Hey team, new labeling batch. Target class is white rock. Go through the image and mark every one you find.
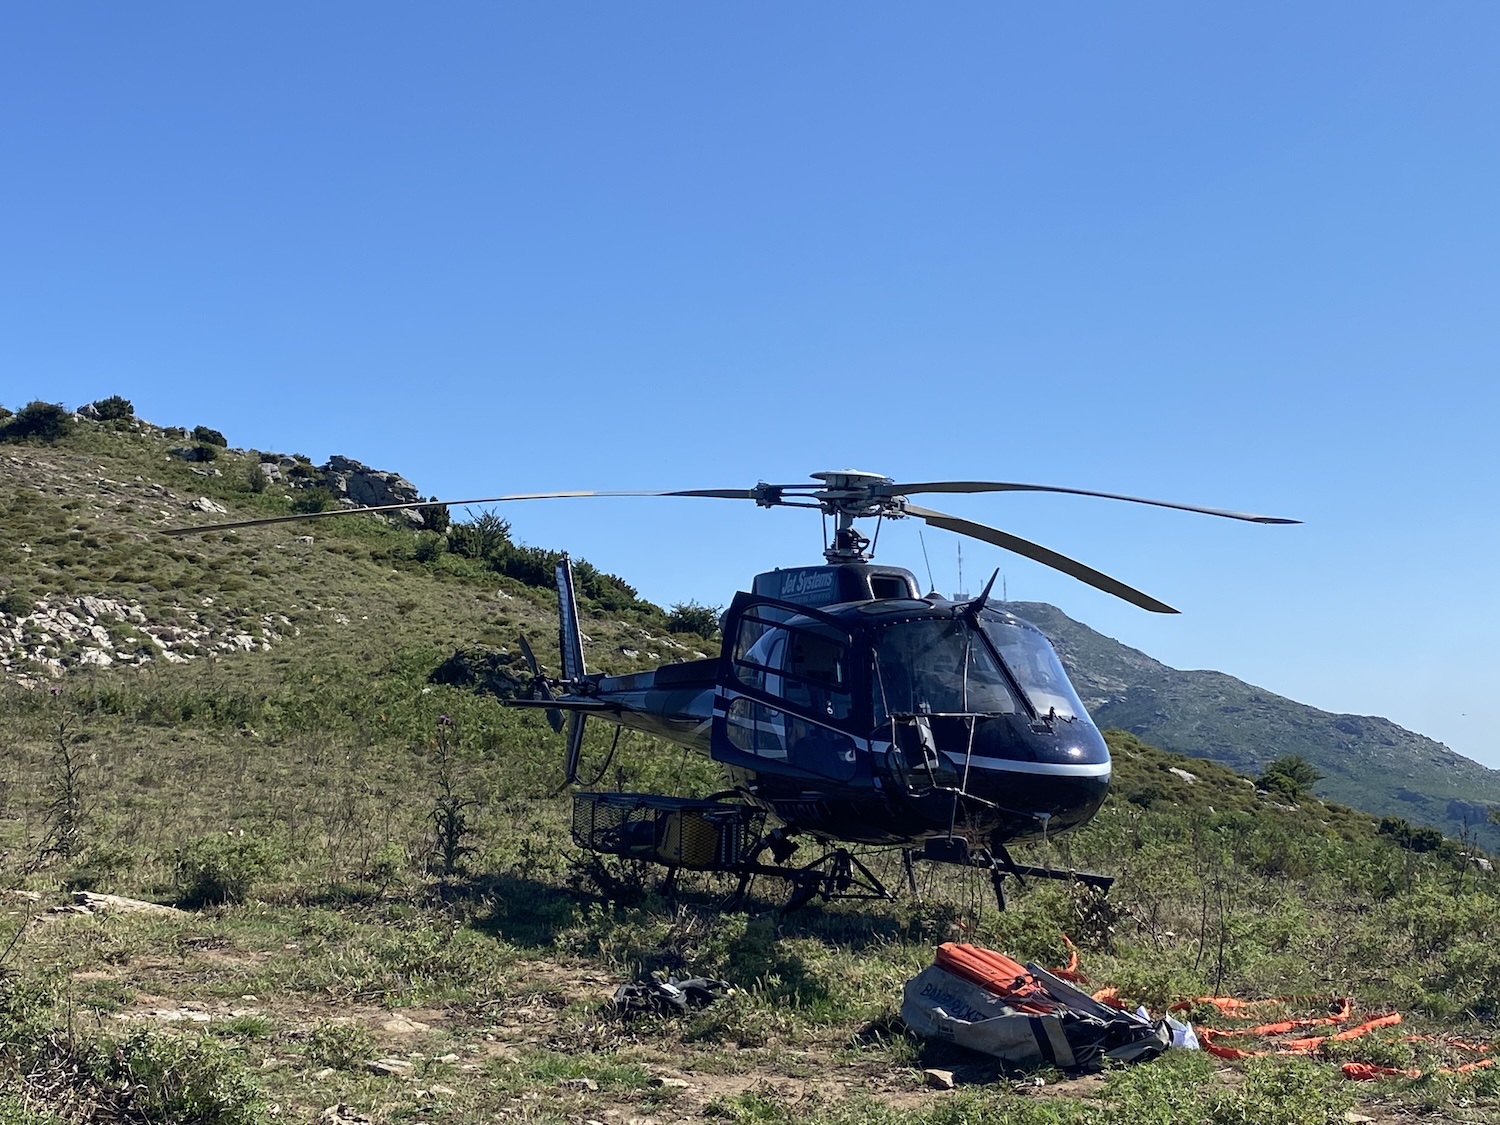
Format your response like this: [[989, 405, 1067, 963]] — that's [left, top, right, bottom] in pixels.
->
[[367, 1058, 414, 1078]]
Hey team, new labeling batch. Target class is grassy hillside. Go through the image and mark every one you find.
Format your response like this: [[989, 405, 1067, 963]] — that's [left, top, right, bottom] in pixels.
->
[[2, 404, 1500, 1124]]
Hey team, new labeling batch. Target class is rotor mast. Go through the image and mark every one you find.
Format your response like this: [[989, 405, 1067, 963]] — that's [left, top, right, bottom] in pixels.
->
[[810, 470, 901, 563]]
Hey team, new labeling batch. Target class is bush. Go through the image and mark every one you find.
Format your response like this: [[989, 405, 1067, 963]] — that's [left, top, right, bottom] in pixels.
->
[[244, 462, 267, 494], [1258, 755, 1323, 801], [290, 488, 336, 514], [193, 442, 220, 462], [0, 588, 32, 617], [0, 401, 72, 443], [88, 1027, 265, 1125], [90, 395, 134, 420], [172, 833, 281, 907], [667, 601, 722, 638], [192, 425, 228, 447], [306, 1020, 373, 1070], [448, 512, 511, 560], [420, 497, 450, 535]]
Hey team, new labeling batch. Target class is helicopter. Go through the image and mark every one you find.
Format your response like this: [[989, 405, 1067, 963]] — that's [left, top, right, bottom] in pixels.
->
[[171, 469, 1297, 909]]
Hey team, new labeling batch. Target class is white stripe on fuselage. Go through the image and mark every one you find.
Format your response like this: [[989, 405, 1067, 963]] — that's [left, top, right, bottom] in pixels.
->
[[870, 741, 1111, 779], [965, 756, 1111, 779]]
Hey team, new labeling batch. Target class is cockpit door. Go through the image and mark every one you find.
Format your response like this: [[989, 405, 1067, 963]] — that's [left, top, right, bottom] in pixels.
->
[[712, 593, 865, 782]]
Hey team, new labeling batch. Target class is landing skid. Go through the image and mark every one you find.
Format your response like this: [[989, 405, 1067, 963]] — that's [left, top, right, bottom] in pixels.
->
[[733, 844, 896, 912], [904, 836, 1113, 911], [568, 792, 1111, 913]]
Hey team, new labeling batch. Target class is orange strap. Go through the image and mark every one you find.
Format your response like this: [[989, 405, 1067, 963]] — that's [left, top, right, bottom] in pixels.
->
[[1049, 934, 1086, 982]]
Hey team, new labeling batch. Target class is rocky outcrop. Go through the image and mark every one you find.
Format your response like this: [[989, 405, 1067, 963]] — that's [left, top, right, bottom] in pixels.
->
[[320, 456, 425, 524], [262, 453, 430, 527], [0, 593, 293, 681]]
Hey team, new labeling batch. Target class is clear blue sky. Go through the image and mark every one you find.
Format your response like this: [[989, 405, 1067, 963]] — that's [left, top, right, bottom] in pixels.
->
[[3, 4, 1497, 766]]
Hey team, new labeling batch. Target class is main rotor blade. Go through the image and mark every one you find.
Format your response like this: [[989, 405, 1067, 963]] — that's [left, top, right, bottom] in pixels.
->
[[884, 481, 1299, 525], [903, 502, 1179, 614], [164, 487, 759, 535]]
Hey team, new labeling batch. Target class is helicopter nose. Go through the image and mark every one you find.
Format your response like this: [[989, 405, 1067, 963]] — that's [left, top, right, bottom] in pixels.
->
[[946, 715, 1112, 835]]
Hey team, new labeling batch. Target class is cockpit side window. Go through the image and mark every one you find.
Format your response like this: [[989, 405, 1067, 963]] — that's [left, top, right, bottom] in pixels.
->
[[732, 610, 852, 722]]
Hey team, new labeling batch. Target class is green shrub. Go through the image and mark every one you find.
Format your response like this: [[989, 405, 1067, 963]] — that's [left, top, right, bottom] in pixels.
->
[[172, 833, 281, 907], [0, 589, 32, 617], [413, 532, 445, 563], [290, 488, 336, 514], [667, 600, 722, 638], [192, 425, 228, 447], [0, 401, 72, 443], [448, 512, 511, 560], [420, 497, 450, 535], [306, 1019, 373, 1070], [88, 1027, 265, 1125], [193, 442, 220, 462], [1258, 755, 1323, 801], [90, 395, 134, 420]]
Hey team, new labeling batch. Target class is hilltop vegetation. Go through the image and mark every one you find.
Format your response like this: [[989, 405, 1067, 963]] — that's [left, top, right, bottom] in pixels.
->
[[2, 402, 1500, 1123]]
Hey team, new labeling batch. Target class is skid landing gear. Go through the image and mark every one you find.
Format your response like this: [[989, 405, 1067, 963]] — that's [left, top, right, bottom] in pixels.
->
[[781, 848, 894, 912], [903, 836, 1113, 911], [727, 830, 897, 912]]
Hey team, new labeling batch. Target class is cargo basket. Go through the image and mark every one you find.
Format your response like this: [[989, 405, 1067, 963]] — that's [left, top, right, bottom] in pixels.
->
[[572, 792, 766, 870]]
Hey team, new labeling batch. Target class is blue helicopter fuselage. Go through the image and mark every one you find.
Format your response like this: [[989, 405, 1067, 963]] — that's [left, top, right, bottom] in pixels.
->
[[574, 564, 1110, 851]]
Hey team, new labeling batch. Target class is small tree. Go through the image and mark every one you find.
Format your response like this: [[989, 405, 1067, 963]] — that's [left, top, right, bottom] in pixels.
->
[[667, 601, 722, 638], [419, 497, 451, 535], [1, 401, 73, 443], [192, 425, 228, 447], [448, 511, 510, 560], [1258, 754, 1323, 801], [90, 395, 134, 420]]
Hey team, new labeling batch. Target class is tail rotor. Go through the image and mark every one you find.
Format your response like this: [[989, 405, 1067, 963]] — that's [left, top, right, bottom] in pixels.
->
[[517, 634, 564, 734]]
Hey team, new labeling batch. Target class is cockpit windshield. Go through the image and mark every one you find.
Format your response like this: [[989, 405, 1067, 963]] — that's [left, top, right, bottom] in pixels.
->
[[870, 617, 1017, 723], [978, 610, 1086, 720]]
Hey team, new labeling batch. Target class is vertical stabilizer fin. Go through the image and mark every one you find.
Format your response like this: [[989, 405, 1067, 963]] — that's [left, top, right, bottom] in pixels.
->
[[556, 554, 586, 683], [563, 711, 588, 785]]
